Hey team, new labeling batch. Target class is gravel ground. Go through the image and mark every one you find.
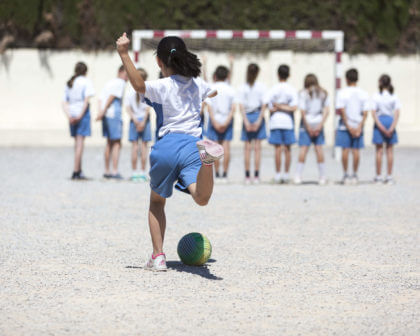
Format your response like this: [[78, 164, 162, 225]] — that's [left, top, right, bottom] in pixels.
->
[[0, 145, 419, 335]]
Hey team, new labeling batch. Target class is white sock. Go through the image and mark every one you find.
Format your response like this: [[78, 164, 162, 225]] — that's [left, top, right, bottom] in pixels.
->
[[140, 169, 146, 175], [296, 162, 304, 177], [283, 172, 290, 180], [275, 172, 282, 181], [318, 163, 325, 178]]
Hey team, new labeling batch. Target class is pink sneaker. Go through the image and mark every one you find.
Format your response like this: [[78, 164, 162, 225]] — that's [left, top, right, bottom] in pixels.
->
[[144, 253, 167, 271], [196, 139, 224, 166]]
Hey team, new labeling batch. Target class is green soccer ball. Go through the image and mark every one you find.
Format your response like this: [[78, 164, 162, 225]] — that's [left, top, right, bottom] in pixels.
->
[[177, 232, 212, 266]]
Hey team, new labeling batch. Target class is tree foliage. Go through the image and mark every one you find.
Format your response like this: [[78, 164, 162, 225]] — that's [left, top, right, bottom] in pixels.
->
[[0, 0, 418, 53]]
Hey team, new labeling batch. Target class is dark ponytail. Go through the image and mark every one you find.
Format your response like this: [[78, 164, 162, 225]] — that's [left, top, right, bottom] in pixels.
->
[[246, 63, 259, 86], [157, 36, 201, 78], [67, 62, 88, 88], [379, 74, 394, 94]]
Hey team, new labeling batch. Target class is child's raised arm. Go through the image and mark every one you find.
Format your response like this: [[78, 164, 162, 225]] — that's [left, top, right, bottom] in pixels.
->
[[116, 33, 146, 94]]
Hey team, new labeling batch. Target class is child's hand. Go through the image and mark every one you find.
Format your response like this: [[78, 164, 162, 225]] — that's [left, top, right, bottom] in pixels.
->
[[136, 121, 146, 132], [116, 32, 130, 55], [96, 111, 105, 121]]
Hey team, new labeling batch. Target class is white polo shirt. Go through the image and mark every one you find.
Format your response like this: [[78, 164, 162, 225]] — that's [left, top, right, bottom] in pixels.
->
[[101, 78, 126, 119], [236, 82, 266, 113], [298, 90, 330, 127], [144, 75, 212, 138], [372, 90, 401, 118], [264, 82, 298, 130], [206, 81, 235, 124], [336, 86, 369, 130], [63, 76, 95, 117]]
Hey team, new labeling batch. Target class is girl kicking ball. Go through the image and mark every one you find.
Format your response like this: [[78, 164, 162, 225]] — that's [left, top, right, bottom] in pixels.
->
[[116, 33, 223, 271]]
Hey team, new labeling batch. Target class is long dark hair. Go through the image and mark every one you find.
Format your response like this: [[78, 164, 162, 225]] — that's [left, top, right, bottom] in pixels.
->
[[246, 63, 259, 86], [304, 73, 327, 100], [67, 62, 87, 88], [156, 36, 201, 77], [379, 74, 394, 94]]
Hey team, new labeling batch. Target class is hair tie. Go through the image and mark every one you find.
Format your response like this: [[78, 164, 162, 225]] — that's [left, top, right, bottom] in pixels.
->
[[170, 48, 176, 54]]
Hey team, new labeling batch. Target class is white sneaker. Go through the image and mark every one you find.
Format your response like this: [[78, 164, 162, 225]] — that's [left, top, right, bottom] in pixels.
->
[[385, 176, 395, 185], [294, 175, 302, 185], [373, 176, 383, 184], [144, 253, 167, 271], [318, 177, 327, 185], [196, 140, 224, 166], [273, 176, 282, 184], [342, 174, 350, 185], [220, 177, 229, 184], [253, 177, 260, 185], [351, 174, 359, 185]]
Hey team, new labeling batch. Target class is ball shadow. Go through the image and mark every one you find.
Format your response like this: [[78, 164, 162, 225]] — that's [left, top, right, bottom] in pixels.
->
[[166, 259, 223, 280]]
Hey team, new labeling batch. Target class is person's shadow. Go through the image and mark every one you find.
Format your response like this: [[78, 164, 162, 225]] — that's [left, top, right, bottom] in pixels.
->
[[126, 259, 222, 280]]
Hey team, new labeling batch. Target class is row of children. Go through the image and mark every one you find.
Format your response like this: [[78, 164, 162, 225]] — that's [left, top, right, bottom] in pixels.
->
[[62, 61, 401, 185]]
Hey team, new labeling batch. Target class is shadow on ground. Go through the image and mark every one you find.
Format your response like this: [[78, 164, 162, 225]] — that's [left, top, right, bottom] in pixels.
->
[[126, 259, 222, 280]]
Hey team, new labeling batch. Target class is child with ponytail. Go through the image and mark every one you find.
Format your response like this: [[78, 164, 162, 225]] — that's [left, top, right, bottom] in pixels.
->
[[116, 33, 223, 271], [62, 62, 95, 179], [371, 74, 401, 184]]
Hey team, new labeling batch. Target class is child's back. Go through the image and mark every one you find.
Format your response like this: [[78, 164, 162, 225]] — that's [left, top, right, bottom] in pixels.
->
[[206, 81, 235, 124], [337, 86, 369, 129], [144, 75, 212, 138], [372, 90, 400, 117], [101, 77, 126, 119], [266, 81, 298, 129], [65, 76, 94, 117]]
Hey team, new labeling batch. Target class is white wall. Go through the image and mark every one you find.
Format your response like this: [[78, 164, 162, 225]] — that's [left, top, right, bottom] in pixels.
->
[[0, 49, 419, 146]]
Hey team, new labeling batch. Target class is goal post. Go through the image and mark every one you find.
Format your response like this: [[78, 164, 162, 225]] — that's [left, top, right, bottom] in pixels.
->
[[131, 29, 344, 152]]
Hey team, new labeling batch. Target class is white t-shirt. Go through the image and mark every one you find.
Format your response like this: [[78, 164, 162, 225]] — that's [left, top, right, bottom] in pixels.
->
[[236, 82, 266, 113], [206, 81, 235, 124], [298, 89, 329, 127], [264, 82, 298, 130], [144, 75, 212, 138], [125, 88, 149, 120], [101, 78, 126, 119], [336, 86, 369, 130], [63, 76, 95, 117], [372, 90, 401, 118]]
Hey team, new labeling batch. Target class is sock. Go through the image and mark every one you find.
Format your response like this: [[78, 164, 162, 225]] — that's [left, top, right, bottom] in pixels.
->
[[245, 170, 250, 178], [318, 163, 325, 177], [222, 171, 227, 178], [275, 172, 282, 181], [254, 170, 259, 178], [215, 171, 220, 178], [140, 169, 146, 176], [296, 162, 304, 176], [283, 172, 290, 180]]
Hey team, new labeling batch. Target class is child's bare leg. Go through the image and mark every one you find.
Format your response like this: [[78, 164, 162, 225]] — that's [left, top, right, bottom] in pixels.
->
[[298, 146, 309, 163], [275, 145, 281, 173], [314, 145, 324, 163], [148, 190, 166, 255], [187, 165, 214, 206], [222, 140, 230, 174], [342, 148, 349, 173], [131, 141, 138, 171], [244, 141, 251, 172], [140, 141, 148, 171], [386, 144, 393, 176], [255, 140, 261, 172], [375, 144, 383, 176], [74, 135, 84, 172], [352, 148, 360, 174], [104, 139, 111, 174], [284, 145, 291, 173], [111, 140, 121, 174]]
